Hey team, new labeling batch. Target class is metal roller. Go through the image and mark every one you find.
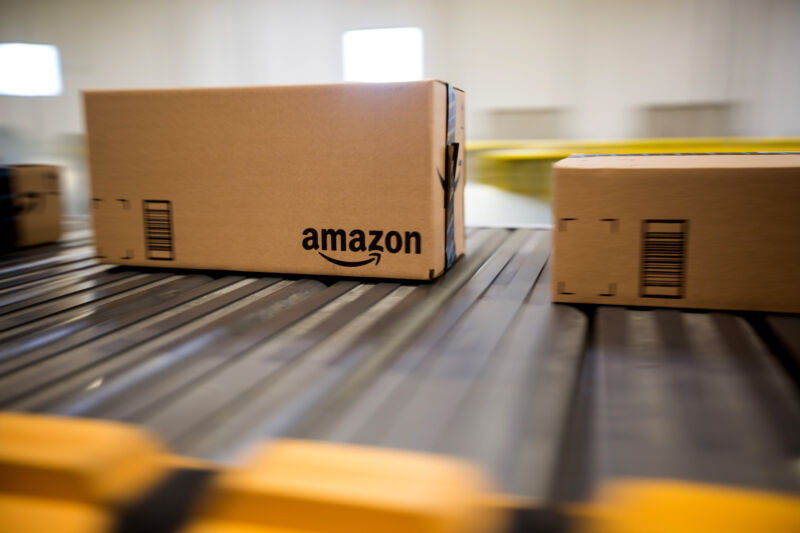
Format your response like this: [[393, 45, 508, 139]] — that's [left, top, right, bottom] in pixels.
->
[[176, 228, 510, 460], [5, 277, 274, 410], [562, 307, 800, 501], [0, 226, 798, 511]]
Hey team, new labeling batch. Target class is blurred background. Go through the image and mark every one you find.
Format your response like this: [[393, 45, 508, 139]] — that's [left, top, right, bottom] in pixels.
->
[[1, 0, 799, 225]]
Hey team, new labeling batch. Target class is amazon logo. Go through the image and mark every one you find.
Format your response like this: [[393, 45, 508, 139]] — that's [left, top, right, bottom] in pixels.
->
[[302, 228, 421, 267]]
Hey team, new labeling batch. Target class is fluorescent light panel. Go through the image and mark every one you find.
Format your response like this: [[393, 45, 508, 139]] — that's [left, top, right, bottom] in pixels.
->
[[0, 43, 63, 96], [342, 27, 423, 83]]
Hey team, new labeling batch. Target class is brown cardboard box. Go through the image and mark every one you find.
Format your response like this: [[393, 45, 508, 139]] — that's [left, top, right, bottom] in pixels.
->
[[552, 153, 800, 313], [84, 81, 465, 280], [1, 165, 62, 250]]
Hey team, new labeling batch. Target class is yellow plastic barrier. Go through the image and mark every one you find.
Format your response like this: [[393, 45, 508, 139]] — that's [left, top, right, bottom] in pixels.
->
[[583, 479, 800, 533], [468, 137, 800, 199], [184, 440, 502, 533], [1, 413, 799, 533], [0, 413, 167, 533], [466, 137, 800, 154], [474, 149, 569, 197]]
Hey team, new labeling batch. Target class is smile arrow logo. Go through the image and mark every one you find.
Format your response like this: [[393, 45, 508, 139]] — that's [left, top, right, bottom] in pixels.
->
[[318, 251, 382, 267]]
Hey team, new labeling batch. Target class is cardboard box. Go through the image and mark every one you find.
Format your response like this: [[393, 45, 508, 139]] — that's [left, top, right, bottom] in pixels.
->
[[84, 81, 465, 280], [552, 153, 800, 313], [1, 165, 62, 251]]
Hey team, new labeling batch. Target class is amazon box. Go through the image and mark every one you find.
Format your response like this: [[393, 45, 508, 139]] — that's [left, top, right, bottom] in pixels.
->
[[1, 165, 62, 251], [84, 81, 465, 280], [552, 153, 800, 313]]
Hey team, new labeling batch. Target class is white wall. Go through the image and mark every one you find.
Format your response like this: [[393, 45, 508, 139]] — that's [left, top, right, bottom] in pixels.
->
[[1, 0, 798, 142], [451, 0, 800, 138]]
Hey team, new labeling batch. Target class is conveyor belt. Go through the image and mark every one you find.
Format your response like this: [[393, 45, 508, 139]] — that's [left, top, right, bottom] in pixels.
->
[[1, 227, 799, 505]]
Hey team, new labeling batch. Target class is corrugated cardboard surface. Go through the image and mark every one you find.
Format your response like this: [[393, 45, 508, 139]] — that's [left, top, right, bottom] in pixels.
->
[[1, 165, 62, 248], [84, 81, 464, 280], [552, 153, 800, 313]]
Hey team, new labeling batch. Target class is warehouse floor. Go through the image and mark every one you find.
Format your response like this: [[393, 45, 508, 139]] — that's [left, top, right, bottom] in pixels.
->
[[1, 226, 798, 504]]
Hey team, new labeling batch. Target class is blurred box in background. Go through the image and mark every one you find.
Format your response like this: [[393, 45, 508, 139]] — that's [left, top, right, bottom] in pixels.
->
[[1, 165, 62, 251]]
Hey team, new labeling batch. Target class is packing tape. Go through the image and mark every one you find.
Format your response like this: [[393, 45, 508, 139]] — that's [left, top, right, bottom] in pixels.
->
[[444, 83, 460, 270]]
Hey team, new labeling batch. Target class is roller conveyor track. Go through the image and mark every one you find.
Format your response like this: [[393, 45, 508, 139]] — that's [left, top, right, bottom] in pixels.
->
[[1, 227, 798, 504]]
